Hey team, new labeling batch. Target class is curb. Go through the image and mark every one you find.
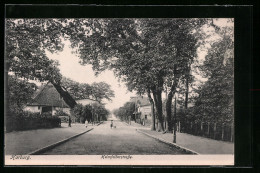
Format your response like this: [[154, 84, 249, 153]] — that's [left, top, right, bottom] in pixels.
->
[[27, 128, 94, 155], [123, 122, 131, 126], [123, 121, 151, 130], [136, 129, 200, 155]]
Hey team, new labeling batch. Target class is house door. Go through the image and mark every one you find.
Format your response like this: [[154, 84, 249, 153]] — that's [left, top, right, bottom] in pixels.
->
[[42, 106, 52, 114]]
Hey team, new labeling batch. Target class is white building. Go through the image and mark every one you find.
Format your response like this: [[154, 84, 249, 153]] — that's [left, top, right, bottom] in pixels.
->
[[130, 96, 152, 124]]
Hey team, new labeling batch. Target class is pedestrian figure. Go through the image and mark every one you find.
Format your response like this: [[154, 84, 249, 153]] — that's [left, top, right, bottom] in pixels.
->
[[68, 116, 72, 127], [85, 119, 88, 128], [110, 120, 113, 129]]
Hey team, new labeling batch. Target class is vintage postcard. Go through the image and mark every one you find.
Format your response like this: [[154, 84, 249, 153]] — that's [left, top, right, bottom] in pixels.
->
[[5, 18, 234, 166]]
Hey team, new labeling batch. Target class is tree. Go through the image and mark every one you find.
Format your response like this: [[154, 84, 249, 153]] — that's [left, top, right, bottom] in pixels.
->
[[6, 19, 64, 83], [61, 77, 93, 100], [196, 43, 233, 123], [63, 18, 206, 132], [91, 82, 115, 103], [193, 19, 234, 124], [8, 75, 37, 113], [113, 101, 137, 123], [71, 104, 84, 123], [61, 77, 115, 103], [70, 103, 109, 123], [83, 104, 93, 122], [91, 103, 109, 122], [5, 19, 77, 116], [123, 102, 135, 120]]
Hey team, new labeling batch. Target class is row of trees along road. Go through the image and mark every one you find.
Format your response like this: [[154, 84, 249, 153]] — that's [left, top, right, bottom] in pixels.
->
[[113, 102, 135, 121], [6, 19, 234, 133], [71, 103, 110, 123]]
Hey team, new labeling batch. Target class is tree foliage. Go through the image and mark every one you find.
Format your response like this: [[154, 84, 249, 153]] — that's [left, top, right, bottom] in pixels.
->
[[114, 102, 135, 121], [91, 103, 110, 121], [6, 19, 64, 83], [193, 24, 234, 124], [61, 77, 92, 100], [70, 103, 109, 123], [8, 75, 37, 113], [63, 18, 206, 131], [6, 18, 234, 129], [91, 82, 115, 103], [61, 77, 114, 103], [5, 19, 71, 115]]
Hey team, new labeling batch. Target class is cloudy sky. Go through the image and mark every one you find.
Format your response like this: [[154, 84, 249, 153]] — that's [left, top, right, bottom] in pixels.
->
[[46, 18, 233, 112]]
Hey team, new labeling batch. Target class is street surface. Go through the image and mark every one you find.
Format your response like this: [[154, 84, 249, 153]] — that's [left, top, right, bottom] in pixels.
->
[[42, 120, 188, 155], [5, 123, 88, 155]]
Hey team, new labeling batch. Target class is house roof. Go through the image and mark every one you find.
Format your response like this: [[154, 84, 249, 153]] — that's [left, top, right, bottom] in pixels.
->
[[28, 82, 71, 108]]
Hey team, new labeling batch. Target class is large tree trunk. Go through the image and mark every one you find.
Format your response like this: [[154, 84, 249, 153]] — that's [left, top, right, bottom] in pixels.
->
[[165, 65, 179, 132], [173, 96, 177, 143], [185, 75, 189, 109], [147, 90, 155, 131], [152, 89, 164, 132], [52, 82, 77, 108], [165, 92, 174, 132]]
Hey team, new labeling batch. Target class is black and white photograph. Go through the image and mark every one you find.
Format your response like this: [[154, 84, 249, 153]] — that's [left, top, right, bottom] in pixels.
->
[[4, 18, 234, 165]]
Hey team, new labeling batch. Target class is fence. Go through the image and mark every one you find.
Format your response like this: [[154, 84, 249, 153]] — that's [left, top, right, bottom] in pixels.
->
[[177, 121, 234, 142]]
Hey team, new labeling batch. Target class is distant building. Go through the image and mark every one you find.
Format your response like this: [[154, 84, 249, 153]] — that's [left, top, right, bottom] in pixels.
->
[[130, 96, 152, 125], [24, 82, 74, 115]]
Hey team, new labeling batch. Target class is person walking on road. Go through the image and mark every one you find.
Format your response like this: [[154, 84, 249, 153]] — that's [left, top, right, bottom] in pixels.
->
[[110, 120, 113, 129], [68, 116, 72, 127], [85, 119, 88, 128]]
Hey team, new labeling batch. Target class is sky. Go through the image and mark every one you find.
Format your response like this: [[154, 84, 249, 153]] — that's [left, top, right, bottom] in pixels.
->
[[46, 41, 136, 112], [45, 18, 233, 112]]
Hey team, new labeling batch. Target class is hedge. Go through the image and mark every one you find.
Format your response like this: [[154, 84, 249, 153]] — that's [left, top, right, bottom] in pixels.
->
[[6, 111, 61, 132]]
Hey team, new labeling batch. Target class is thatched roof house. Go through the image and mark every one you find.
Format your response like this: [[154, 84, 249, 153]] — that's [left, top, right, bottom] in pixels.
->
[[24, 82, 76, 115]]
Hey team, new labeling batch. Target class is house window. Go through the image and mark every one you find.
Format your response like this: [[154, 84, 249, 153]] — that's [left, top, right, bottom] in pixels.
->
[[145, 115, 147, 119], [38, 106, 40, 110]]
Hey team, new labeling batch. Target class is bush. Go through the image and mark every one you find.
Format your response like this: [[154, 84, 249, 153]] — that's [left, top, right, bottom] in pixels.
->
[[59, 116, 69, 123], [70, 104, 84, 123], [55, 109, 69, 117], [41, 112, 53, 117], [70, 103, 109, 123], [6, 111, 61, 132]]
